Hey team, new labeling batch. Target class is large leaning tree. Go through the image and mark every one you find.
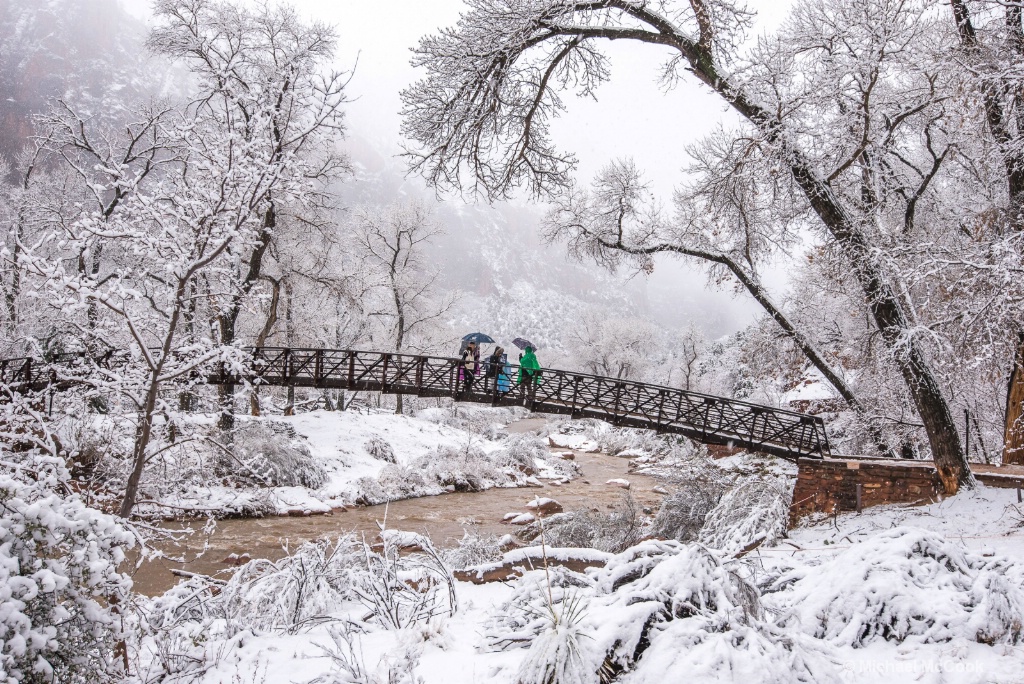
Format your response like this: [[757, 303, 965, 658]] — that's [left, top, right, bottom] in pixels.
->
[[401, 0, 989, 493], [948, 0, 1024, 465]]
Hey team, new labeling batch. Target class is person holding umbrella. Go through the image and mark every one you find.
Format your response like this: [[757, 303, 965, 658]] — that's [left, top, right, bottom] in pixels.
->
[[460, 341, 480, 392], [459, 333, 492, 394], [517, 345, 542, 387]]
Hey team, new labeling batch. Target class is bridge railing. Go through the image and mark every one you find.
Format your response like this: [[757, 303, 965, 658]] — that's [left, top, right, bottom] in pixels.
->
[[0, 346, 830, 460], [231, 347, 830, 460]]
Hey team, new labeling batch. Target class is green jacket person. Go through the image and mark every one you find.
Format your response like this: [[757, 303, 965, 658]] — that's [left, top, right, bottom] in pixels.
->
[[517, 347, 541, 385]]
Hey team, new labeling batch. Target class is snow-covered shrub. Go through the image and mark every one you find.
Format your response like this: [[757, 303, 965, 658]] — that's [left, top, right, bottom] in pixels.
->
[[415, 405, 520, 439], [650, 462, 731, 542], [488, 539, 840, 683], [589, 426, 664, 457], [496, 433, 546, 475], [772, 527, 1024, 646], [515, 593, 605, 684], [0, 456, 134, 684], [364, 435, 397, 463], [62, 416, 125, 484], [308, 620, 426, 684], [350, 531, 457, 630], [698, 476, 791, 554], [413, 444, 504, 491], [484, 566, 594, 653], [441, 530, 506, 569], [586, 541, 839, 683], [618, 620, 839, 684], [215, 536, 361, 634], [224, 421, 327, 489], [531, 495, 644, 553], [361, 445, 516, 504]]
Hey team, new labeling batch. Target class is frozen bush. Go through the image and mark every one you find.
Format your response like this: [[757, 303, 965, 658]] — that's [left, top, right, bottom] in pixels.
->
[[415, 405, 521, 439], [215, 536, 361, 634], [441, 529, 506, 570], [698, 476, 791, 554], [308, 621, 424, 684], [0, 456, 134, 684], [223, 421, 327, 489], [772, 527, 1024, 646], [514, 594, 604, 684], [350, 531, 457, 630], [586, 541, 837, 683], [650, 461, 731, 543], [618, 621, 840, 684], [590, 426, 662, 457], [419, 445, 505, 492], [484, 566, 594, 653], [487, 540, 839, 684], [360, 444, 519, 504], [496, 434, 546, 475], [531, 494, 644, 553], [364, 436, 397, 463]]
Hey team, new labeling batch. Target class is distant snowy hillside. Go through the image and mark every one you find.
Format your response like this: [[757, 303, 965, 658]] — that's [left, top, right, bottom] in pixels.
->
[[338, 137, 652, 356], [0, 0, 167, 165]]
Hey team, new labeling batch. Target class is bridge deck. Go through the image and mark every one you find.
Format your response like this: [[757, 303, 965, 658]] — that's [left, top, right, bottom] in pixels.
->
[[0, 347, 831, 460]]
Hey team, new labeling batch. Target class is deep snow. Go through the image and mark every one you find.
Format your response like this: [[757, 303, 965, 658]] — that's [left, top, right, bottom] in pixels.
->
[[127, 411, 1024, 683]]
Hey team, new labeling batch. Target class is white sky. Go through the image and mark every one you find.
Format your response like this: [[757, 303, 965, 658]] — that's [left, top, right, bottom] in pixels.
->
[[122, 0, 797, 334]]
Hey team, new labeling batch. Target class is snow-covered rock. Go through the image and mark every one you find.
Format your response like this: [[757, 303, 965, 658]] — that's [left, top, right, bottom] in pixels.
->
[[526, 497, 564, 516]]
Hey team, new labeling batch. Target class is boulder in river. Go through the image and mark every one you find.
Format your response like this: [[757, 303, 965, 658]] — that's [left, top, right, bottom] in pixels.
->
[[526, 497, 564, 516], [606, 478, 631, 489], [506, 513, 535, 525], [221, 553, 251, 566]]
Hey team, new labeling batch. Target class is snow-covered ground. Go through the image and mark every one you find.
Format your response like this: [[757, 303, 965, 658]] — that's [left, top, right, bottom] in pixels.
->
[[143, 407, 559, 517], [130, 467, 1024, 683]]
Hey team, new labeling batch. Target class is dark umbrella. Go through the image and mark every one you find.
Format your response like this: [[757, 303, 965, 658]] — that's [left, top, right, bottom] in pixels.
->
[[512, 337, 539, 351], [462, 332, 495, 344]]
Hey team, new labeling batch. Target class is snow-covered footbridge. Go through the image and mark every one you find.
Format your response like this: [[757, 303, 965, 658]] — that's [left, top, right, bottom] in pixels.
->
[[0, 347, 831, 460]]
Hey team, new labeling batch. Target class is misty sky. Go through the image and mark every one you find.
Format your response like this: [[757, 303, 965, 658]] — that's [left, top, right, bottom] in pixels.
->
[[123, 0, 796, 335]]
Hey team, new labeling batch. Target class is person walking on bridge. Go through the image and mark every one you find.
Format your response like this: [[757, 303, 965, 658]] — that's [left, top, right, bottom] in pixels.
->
[[460, 342, 479, 392], [517, 346, 541, 386]]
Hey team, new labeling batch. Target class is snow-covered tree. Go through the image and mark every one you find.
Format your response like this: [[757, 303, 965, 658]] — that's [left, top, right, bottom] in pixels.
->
[[350, 202, 456, 413], [148, 0, 350, 428], [9, 0, 350, 517], [400, 0, 1024, 490]]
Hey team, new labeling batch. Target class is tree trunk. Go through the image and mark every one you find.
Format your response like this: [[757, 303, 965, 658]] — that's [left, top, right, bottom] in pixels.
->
[[1004, 333, 1024, 465], [950, 1, 1024, 470], [283, 279, 295, 417], [120, 376, 160, 517], [218, 203, 277, 430], [391, 276, 406, 415], [120, 277, 188, 517], [249, 276, 280, 419]]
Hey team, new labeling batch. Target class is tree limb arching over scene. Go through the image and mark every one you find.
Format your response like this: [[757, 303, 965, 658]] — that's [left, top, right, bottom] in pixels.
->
[[400, 0, 1024, 493]]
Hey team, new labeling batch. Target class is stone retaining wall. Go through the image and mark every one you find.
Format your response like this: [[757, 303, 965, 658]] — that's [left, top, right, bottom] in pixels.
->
[[789, 457, 943, 525]]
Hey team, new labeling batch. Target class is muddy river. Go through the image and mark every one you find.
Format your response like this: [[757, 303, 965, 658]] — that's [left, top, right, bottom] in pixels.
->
[[130, 419, 665, 595]]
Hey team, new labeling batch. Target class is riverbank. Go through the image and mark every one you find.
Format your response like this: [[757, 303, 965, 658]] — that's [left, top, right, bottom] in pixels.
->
[[133, 406, 566, 519], [129, 416, 669, 595]]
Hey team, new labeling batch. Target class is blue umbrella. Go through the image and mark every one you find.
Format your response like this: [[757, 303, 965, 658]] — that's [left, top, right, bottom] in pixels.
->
[[462, 332, 495, 344]]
